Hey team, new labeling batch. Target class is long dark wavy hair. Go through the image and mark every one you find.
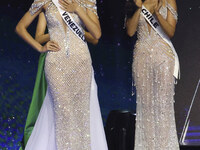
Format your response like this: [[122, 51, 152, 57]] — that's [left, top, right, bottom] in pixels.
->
[[124, 0, 137, 18], [123, 0, 145, 28], [123, 0, 138, 28]]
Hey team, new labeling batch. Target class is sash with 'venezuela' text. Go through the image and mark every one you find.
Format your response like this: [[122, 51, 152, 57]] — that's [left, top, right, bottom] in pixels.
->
[[52, 0, 86, 42]]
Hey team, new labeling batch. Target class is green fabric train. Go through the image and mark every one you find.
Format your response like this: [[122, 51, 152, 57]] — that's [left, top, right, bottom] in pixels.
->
[[19, 53, 47, 150]]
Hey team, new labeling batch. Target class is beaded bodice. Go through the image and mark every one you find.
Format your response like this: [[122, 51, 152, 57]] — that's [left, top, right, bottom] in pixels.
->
[[137, 2, 178, 42], [45, 1, 85, 56], [135, 2, 178, 59], [29, 0, 97, 56]]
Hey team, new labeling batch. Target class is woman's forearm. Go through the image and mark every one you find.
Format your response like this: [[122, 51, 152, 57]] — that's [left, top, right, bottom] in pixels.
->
[[155, 11, 175, 38], [35, 33, 50, 44], [126, 8, 142, 37], [85, 31, 98, 45], [75, 6, 101, 40], [16, 22, 42, 52]]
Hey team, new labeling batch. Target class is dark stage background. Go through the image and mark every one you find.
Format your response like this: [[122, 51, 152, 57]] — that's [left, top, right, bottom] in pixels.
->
[[0, 0, 200, 149]]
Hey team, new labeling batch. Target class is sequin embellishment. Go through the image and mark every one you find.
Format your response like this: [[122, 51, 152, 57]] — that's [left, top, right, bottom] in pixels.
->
[[29, 0, 96, 149], [133, 1, 179, 150]]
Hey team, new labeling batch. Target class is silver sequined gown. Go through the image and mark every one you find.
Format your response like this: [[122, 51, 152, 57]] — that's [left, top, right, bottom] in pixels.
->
[[25, 0, 108, 150], [133, 3, 180, 150]]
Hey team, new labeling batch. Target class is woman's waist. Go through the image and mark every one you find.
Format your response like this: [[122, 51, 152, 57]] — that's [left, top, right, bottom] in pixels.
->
[[46, 37, 90, 57], [46, 49, 92, 66], [49, 36, 88, 51], [47, 46, 90, 57], [134, 39, 175, 59], [135, 36, 172, 49], [137, 33, 163, 42]]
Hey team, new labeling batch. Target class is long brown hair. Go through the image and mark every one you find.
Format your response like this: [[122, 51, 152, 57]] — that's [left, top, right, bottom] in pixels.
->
[[124, 0, 137, 18], [123, 0, 138, 28]]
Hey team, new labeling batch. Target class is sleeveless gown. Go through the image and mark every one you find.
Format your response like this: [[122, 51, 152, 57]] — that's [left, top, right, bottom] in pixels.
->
[[24, 0, 108, 150], [133, 2, 180, 150]]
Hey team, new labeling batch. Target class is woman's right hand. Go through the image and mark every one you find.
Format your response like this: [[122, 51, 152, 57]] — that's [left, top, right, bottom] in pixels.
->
[[143, 0, 158, 13], [134, 0, 143, 8], [40, 41, 61, 53]]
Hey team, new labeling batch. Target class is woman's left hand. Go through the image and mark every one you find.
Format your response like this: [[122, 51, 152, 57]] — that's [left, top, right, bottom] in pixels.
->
[[155, 0, 163, 13], [59, 0, 79, 13]]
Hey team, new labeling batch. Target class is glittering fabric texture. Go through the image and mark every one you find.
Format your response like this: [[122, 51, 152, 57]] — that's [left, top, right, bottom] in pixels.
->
[[167, 3, 178, 20], [133, 2, 180, 150], [77, 0, 98, 16], [29, 0, 50, 15], [29, 0, 97, 149]]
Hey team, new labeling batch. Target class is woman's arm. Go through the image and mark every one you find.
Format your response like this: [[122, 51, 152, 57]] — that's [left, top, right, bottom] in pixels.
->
[[154, 0, 177, 38], [59, 0, 101, 40], [16, 10, 45, 52], [85, 31, 98, 45], [126, 0, 143, 37], [15, 6, 60, 53], [126, 8, 142, 37], [35, 12, 50, 44]]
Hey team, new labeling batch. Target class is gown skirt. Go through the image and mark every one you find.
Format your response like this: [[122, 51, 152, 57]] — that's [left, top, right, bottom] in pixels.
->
[[25, 70, 108, 150]]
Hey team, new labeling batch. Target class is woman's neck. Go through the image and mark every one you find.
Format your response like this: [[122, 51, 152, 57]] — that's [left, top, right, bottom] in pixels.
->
[[143, 0, 166, 7]]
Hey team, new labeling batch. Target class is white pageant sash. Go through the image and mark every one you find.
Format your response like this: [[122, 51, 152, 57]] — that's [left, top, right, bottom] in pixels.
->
[[52, 0, 86, 42], [141, 5, 180, 80]]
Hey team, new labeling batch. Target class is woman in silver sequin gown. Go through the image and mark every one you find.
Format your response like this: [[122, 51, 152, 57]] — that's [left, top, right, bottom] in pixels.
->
[[15, 0, 108, 149], [126, 0, 180, 149]]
